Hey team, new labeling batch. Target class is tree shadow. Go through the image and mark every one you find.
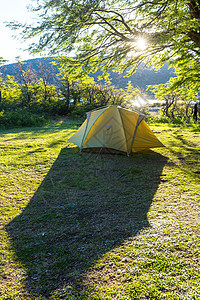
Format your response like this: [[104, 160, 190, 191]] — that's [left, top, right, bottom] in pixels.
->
[[167, 132, 200, 178], [6, 148, 167, 298]]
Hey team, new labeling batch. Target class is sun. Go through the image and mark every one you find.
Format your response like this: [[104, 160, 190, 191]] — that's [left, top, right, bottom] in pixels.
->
[[136, 37, 146, 50]]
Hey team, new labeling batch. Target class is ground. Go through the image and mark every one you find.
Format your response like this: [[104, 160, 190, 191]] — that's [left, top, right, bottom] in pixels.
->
[[0, 120, 199, 299]]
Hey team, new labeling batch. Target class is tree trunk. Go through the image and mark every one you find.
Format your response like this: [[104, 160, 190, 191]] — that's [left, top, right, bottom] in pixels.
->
[[193, 103, 198, 121], [186, 103, 189, 117]]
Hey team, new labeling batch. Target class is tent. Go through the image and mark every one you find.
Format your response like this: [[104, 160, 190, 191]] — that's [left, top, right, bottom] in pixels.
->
[[68, 105, 164, 155]]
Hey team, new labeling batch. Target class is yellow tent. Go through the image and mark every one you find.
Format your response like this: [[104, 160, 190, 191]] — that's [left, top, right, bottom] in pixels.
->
[[68, 105, 164, 155]]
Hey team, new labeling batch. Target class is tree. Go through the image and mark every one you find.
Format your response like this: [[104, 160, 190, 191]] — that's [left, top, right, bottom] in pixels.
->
[[8, 1, 200, 86], [149, 78, 199, 118], [36, 60, 58, 103], [0, 75, 3, 103], [0, 75, 21, 107], [0, 58, 7, 102], [14, 61, 38, 107], [59, 76, 71, 114]]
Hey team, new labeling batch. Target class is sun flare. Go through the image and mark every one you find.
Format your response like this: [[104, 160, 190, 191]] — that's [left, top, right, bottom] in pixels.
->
[[136, 37, 146, 50]]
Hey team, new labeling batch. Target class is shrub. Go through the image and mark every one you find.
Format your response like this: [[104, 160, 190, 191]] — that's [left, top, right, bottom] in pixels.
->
[[0, 108, 49, 129], [71, 103, 101, 119], [145, 114, 171, 124], [146, 113, 200, 129]]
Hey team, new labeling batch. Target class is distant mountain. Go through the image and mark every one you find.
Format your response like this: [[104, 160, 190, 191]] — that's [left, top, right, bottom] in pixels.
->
[[0, 57, 176, 93], [0, 57, 60, 86]]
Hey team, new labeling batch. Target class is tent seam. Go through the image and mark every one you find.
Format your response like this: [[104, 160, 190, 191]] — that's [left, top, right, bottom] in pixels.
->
[[117, 107, 128, 155], [128, 114, 144, 154], [81, 107, 109, 149], [80, 111, 91, 150]]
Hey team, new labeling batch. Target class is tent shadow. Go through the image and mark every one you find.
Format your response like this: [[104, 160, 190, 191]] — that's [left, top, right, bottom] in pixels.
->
[[6, 148, 167, 298]]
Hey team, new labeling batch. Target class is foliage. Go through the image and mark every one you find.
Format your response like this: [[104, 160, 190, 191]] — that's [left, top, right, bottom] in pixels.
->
[[148, 78, 199, 118], [7, 1, 200, 90], [0, 62, 145, 128], [146, 113, 199, 127], [71, 103, 101, 119], [0, 121, 199, 299], [0, 75, 21, 106], [0, 108, 48, 129], [0, 58, 177, 91], [1, 61, 198, 129], [0, 57, 7, 65]]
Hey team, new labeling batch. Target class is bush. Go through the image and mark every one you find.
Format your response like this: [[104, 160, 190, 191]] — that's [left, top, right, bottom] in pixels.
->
[[146, 113, 200, 129], [70, 103, 101, 119], [0, 108, 49, 129], [145, 114, 171, 124]]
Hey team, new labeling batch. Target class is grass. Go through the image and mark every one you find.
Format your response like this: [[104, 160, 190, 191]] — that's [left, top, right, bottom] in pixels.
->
[[0, 120, 199, 299]]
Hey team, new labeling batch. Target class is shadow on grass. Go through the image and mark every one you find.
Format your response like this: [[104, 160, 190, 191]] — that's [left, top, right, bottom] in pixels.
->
[[1, 121, 78, 141], [167, 132, 200, 178], [6, 148, 167, 298]]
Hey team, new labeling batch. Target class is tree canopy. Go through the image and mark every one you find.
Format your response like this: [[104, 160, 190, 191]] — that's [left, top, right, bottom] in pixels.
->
[[9, 0, 200, 88]]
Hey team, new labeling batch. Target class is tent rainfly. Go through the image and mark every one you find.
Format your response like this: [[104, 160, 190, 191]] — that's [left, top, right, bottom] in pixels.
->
[[68, 105, 164, 155]]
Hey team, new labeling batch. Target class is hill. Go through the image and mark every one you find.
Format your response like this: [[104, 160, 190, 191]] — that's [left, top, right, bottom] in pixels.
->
[[0, 57, 59, 86], [0, 57, 175, 92]]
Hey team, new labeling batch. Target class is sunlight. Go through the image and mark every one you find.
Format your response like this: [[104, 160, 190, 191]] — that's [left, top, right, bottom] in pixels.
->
[[136, 37, 147, 51], [134, 95, 148, 107]]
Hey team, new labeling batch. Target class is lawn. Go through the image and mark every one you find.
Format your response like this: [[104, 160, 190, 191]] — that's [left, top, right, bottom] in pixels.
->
[[0, 120, 199, 299]]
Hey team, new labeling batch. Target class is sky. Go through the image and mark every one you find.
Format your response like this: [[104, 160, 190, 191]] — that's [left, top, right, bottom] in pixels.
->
[[0, 0, 39, 63]]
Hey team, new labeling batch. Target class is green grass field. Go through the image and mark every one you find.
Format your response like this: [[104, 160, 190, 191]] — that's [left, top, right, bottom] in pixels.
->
[[0, 120, 200, 299]]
